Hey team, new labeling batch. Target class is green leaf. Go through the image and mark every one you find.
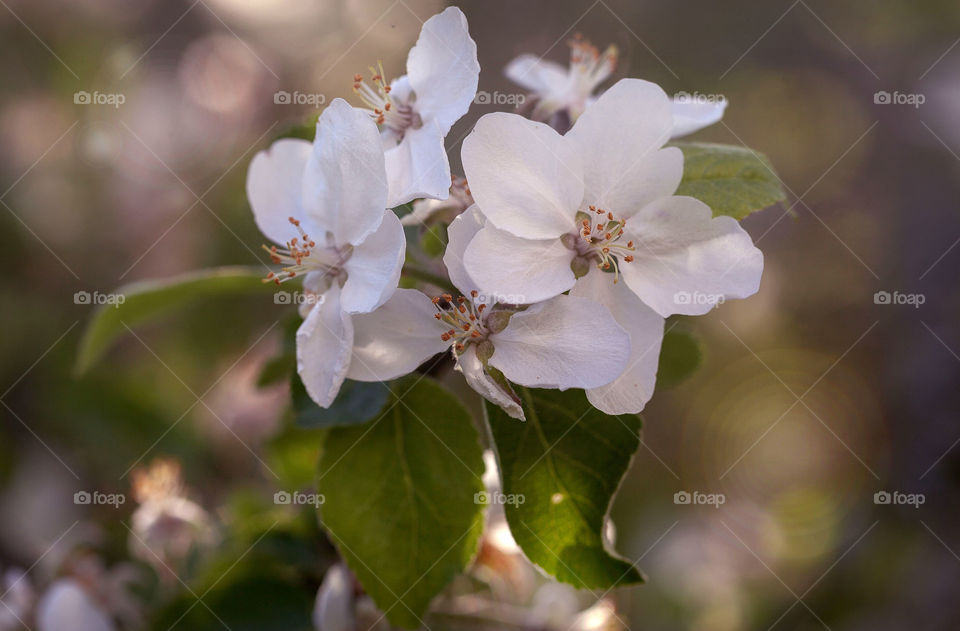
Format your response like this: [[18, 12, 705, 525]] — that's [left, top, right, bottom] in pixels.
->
[[317, 375, 485, 628], [75, 266, 275, 374], [486, 387, 643, 589], [673, 142, 786, 219], [292, 374, 390, 429], [657, 329, 702, 388]]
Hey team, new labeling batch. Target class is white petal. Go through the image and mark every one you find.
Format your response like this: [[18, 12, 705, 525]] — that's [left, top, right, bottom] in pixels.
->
[[301, 99, 388, 246], [36, 580, 115, 631], [464, 224, 575, 303], [245, 138, 313, 244], [347, 289, 449, 382], [619, 196, 764, 317], [456, 344, 525, 421], [504, 54, 569, 95], [489, 295, 629, 390], [443, 205, 485, 295], [406, 6, 480, 135], [462, 112, 583, 239], [341, 210, 405, 314], [671, 97, 727, 138], [296, 285, 354, 407], [572, 268, 664, 414], [313, 564, 354, 631], [383, 120, 452, 207], [566, 79, 677, 216]]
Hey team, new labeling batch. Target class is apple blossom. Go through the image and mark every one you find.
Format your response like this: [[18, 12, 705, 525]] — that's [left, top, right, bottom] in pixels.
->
[[505, 34, 725, 136], [399, 174, 473, 226], [461, 79, 763, 414], [352, 6, 480, 208], [246, 98, 405, 407], [346, 207, 631, 420]]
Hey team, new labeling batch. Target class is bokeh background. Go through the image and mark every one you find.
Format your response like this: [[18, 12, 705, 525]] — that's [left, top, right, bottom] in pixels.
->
[[1, 0, 959, 629]]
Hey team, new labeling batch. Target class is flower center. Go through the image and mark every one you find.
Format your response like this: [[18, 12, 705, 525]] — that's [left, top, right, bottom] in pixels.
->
[[567, 205, 635, 282], [567, 34, 618, 96], [262, 217, 350, 285], [352, 62, 422, 138], [432, 291, 491, 353]]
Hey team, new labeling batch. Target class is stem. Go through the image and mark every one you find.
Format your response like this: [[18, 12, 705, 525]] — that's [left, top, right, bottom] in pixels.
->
[[401, 264, 457, 293]]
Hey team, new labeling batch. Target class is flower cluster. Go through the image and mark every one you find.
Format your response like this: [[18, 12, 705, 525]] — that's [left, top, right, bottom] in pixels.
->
[[246, 6, 763, 421]]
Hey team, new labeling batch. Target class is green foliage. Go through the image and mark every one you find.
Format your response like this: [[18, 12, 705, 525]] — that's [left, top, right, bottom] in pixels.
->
[[485, 387, 644, 589], [291, 375, 390, 429], [673, 142, 786, 219], [316, 375, 485, 628], [75, 266, 275, 374], [657, 328, 703, 388]]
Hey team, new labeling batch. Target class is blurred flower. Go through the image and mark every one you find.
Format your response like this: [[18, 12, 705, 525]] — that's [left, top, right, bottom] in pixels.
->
[[352, 7, 480, 207], [312, 563, 353, 631], [129, 459, 216, 581], [246, 99, 405, 407], [400, 175, 474, 226], [0, 569, 35, 631], [35, 579, 115, 631], [505, 34, 725, 136]]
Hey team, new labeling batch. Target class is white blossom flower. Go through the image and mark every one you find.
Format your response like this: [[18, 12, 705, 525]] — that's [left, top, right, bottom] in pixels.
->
[[352, 6, 480, 208], [461, 79, 763, 415], [346, 207, 630, 420], [0, 568, 35, 631], [246, 98, 405, 407], [505, 35, 725, 136]]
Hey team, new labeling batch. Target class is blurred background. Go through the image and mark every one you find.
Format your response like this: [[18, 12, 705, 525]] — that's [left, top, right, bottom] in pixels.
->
[[1, 0, 959, 629]]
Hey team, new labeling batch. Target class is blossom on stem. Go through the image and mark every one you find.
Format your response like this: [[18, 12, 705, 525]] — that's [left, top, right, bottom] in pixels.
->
[[352, 7, 480, 207], [246, 99, 405, 407], [346, 207, 630, 420], [461, 79, 763, 414]]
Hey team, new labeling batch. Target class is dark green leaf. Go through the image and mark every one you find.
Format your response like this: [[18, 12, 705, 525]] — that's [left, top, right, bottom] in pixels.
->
[[292, 374, 390, 428], [673, 142, 786, 219], [657, 329, 702, 388], [486, 387, 643, 589], [75, 266, 274, 374], [317, 375, 485, 628]]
